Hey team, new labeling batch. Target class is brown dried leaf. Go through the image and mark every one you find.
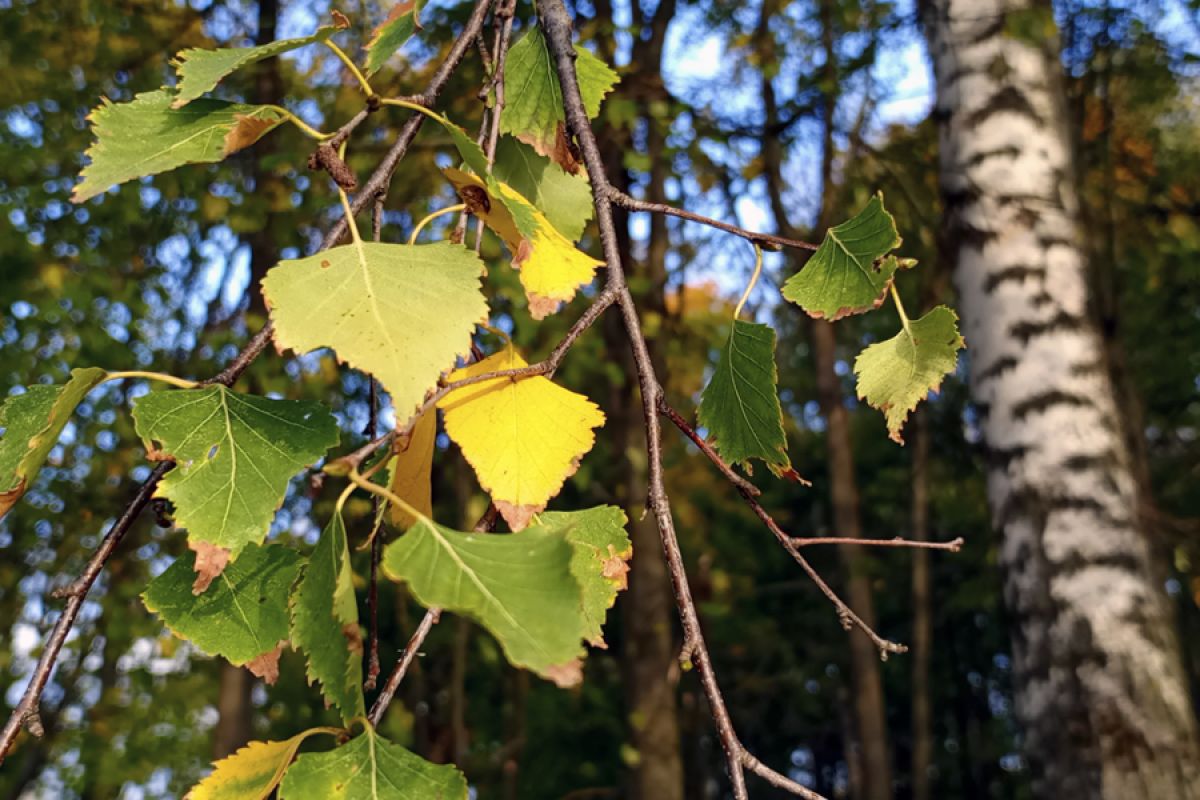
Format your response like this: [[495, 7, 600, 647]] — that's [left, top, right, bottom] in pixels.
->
[[245, 642, 286, 684], [190, 540, 232, 595]]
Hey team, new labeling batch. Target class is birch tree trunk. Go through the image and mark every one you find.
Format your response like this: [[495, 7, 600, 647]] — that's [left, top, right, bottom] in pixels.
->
[[922, 2, 1200, 796]]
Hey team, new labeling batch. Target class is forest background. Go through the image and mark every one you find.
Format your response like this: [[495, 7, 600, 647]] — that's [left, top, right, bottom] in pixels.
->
[[1, 0, 1199, 798]]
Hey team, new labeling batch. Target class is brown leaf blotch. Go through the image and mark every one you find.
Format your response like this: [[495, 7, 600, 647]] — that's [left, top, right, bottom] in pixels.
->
[[245, 642, 286, 684], [495, 500, 538, 532], [189, 541, 232, 595], [342, 622, 364, 655], [331, 9, 350, 29], [544, 659, 583, 688], [600, 544, 631, 591], [223, 115, 277, 156]]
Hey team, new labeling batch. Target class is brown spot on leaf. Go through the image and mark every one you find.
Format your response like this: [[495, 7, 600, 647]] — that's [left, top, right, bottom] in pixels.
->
[[600, 544, 631, 591], [330, 9, 351, 29], [527, 293, 563, 321], [513, 237, 534, 267], [0, 481, 25, 522], [495, 500, 538, 532], [458, 184, 491, 215], [376, 0, 417, 33], [189, 540, 232, 595], [544, 659, 583, 688], [245, 642, 286, 684], [551, 124, 582, 175], [776, 467, 813, 487], [320, 259, 331, 269], [342, 622, 364, 655], [223, 115, 278, 156]]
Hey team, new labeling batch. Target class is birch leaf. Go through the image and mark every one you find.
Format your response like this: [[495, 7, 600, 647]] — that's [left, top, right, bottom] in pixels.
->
[[279, 727, 467, 799], [289, 513, 365, 723], [0, 367, 106, 520], [187, 727, 339, 800], [493, 136, 594, 242], [382, 517, 585, 683], [540, 507, 631, 648], [365, 0, 424, 76], [261, 241, 488, 423], [131, 387, 338, 560], [171, 20, 346, 108], [72, 90, 286, 202], [501, 27, 618, 172], [446, 169, 601, 319], [388, 408, 436, 529], [782, 193, 907, 321], [142, 543, 302, 679], [697, 320, 794, 477], [437, 346, 605, 530], [854, 305, 964, 444]]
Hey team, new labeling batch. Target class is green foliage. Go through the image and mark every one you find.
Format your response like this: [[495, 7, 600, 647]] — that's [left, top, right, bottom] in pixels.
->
[[261, 241, 489, 423], [493, 136, 594, 241], [131, 387, 339, 555], [0, 367, 105, 519], [697, 320, 793, 477], [854, 306, 964, 444], [542, 507, 631, 648], [142, 543, 302, 669], [278, 726, 468, 799], [382, 516, 587, 684], [189, 729, 340, 800], [365, 1, 425, 76], [72, 91, 287, 202], [171, 24, 344, 108], [500, 27, 618, 170], [289, 513, 366, 723], [782, 193, 910, 321]]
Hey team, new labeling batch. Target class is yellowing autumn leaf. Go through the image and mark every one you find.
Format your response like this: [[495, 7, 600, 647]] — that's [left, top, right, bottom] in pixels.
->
[[437, 346, 605, 530], [445, 168, 601, 320], [186, 727, 339, 800], [388, 408, 436, 529]]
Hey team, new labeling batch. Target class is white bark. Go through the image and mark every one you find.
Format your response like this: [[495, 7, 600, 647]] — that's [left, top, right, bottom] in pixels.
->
[[923, 1, 1200, 797]]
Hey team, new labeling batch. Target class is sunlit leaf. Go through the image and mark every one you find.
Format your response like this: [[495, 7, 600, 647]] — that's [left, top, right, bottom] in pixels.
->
[[290, 513, 365, 723], [0, 367, 106, 520], [72, 90, 286, 202], [382, 516, 586, 683], [187, 727, 339, 800], [540, 507, 630, 648], [697, 320, 793, 477], [493, 135, 594, 242], [501, 27, 618, 172], [438, 345, 605, 530], [171, 20, 346, 108], [131, 387, 339, 560], [781, 193, 909, 321], [446, 169, 601, 319], [388, 408, 436, 529], [279, 726, 467, 799], [143, 543, 302, 680], [854, 305, 964, 444], [365, 1, 424, 76], [261, 241, 488, 423]]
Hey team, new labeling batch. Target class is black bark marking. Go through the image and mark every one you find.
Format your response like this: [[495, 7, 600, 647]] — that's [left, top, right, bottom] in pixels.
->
[[1010, 310, 1085, 344], [1012, 389, 1092, 419], [966, 86, 1043, 129], [984, 265, 1046, 292], [977, 355, 1018, 382]]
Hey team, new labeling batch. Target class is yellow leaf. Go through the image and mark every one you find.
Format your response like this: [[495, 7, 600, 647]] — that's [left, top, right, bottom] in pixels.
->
[[437, 346, 605, 530], [186, 727, 339, 800], [388, 408, 436, 529], [446, 168, 601, 320]]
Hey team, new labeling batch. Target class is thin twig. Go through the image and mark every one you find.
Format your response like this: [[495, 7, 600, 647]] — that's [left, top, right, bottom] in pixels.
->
[[539, 4, 825, 797], [607, 187, 821, 253], [365, 198, 385, 693], [793, 535, 963, 551], [660, 400, 908, 657]]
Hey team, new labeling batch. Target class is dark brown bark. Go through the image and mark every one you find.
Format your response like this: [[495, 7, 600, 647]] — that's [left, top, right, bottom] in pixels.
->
[[246, 0, 284, 319], [212, 662, 254, 759]]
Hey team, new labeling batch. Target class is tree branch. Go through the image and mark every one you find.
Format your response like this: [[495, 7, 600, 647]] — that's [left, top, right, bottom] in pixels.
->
[[539, 3, 824, 797]]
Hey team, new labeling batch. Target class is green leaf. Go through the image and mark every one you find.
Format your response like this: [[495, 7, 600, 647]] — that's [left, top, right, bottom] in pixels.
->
[[290, 513, 365, 723], [171, 24, 344, 108], [697, 320, 793, 477], [382, 517, 586, 684], [72, 90, 287, 203], [493, 136, 594, 242], [539, 507, 630, 648], [279, 727, 467, 800], [854, 305, 964, 444], [501, 27, 618, 171], [0, 368, 106, 520], [365, 1, 425, 77], [131, 387, 339, 555], [261, 241, 488, 423], [781, 193, 905, 321], [142, 543, 302, 670]]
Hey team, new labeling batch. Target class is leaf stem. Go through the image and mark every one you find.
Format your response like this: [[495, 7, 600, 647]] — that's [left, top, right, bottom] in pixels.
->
[[104, 371, 200, 390], [379, 96, 443, 124], [890, 282, 912, 336], [323, 40, 375, 98], [408, 203, 467, 244], [269, 106, 333, 141], [343, 467, 425, 525], [732, 244, 763, 320]]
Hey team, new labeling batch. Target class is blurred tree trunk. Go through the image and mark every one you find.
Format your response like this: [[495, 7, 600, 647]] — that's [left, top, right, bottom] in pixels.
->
[[592, 1, 684, 797], [214, 0, 283, 757], [909, 411, 933, 800], [757, 2, 894, 797], [922, 1, 1200, 796]]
